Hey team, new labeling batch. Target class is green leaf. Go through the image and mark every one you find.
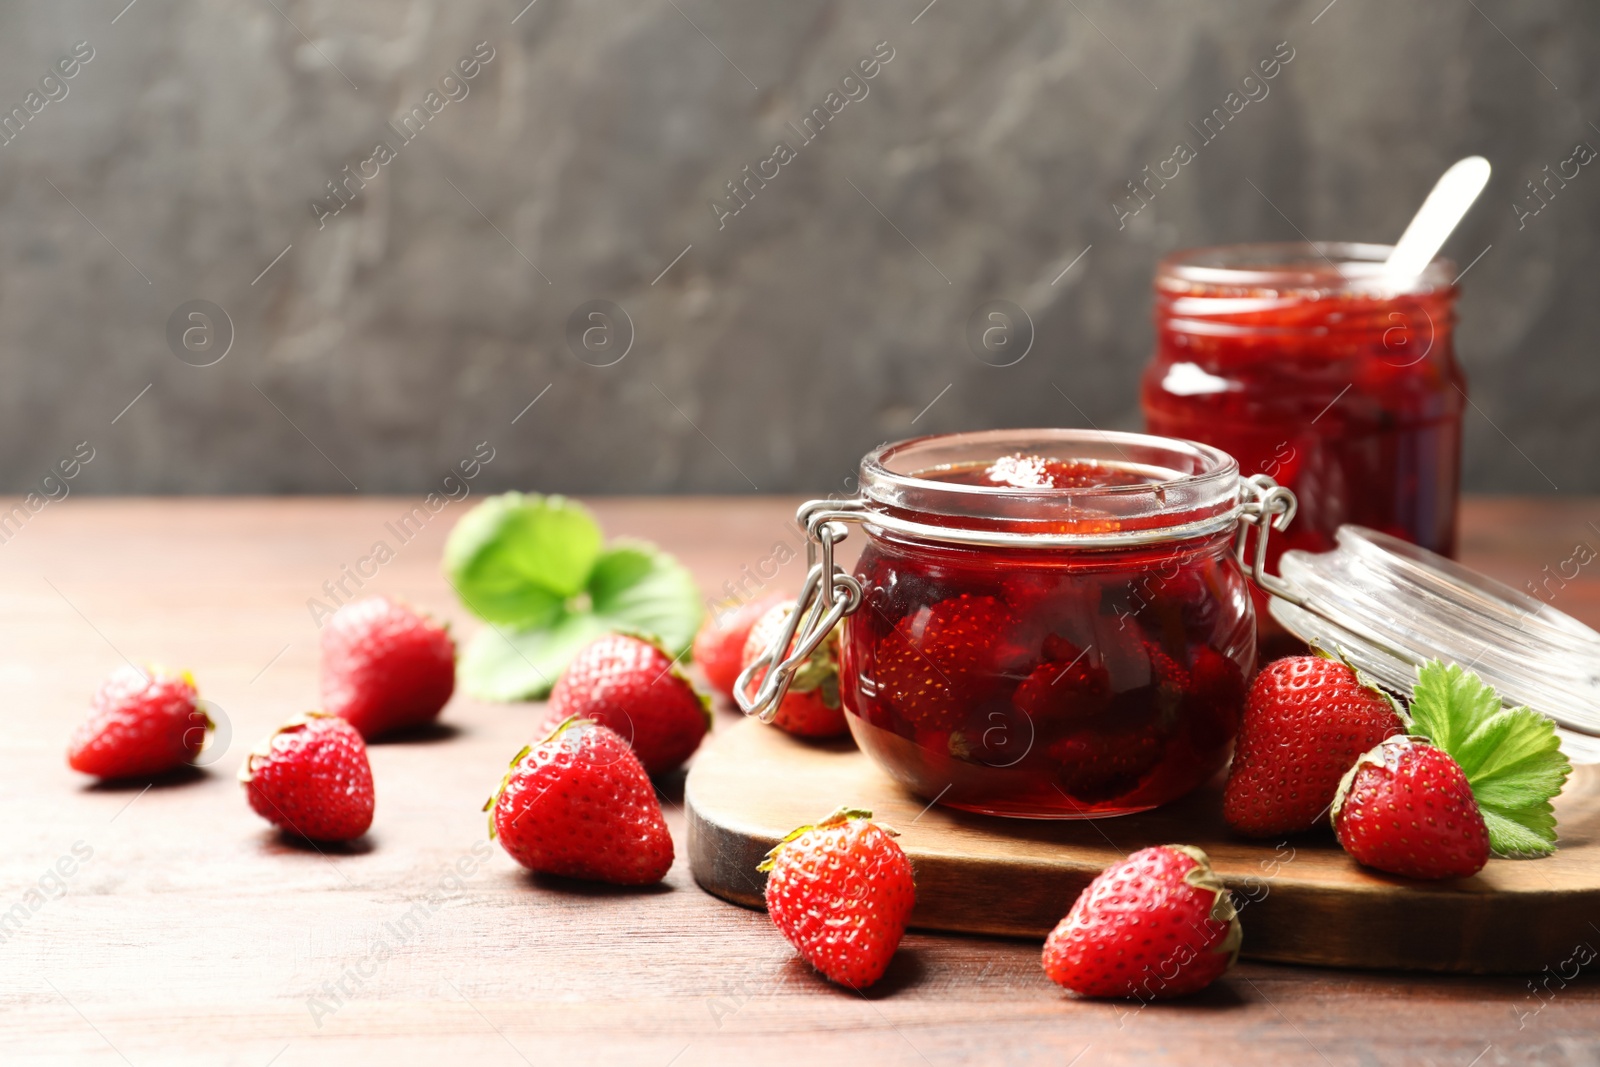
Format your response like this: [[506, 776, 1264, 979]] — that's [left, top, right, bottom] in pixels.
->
[[1407, 660, 1572, 858], [458, 613, 611, 701], [587, 539, 704, 658], [443, 493, 602, 625], [1408, 660, 1502, 756], [1480, 809, 1558, 858], [451, 523, 705, 702]]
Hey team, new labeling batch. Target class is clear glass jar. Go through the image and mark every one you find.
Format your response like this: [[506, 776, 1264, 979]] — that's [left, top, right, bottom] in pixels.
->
[[743, 429, 1281, 819], [1142, 243, 1464, 652]]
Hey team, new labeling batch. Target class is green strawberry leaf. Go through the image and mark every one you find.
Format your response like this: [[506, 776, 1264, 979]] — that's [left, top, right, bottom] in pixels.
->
[[1479, 809, 1559, 858], [586, 540, 703, 657], [450, 510, 704, 702], [1407, 660, 1572, 858], [443, 493, 603, 625], [1408, 660, 1499, 753], [459, 613, 611, 701]]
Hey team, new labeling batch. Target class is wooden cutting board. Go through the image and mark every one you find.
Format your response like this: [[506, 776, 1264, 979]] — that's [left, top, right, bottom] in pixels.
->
[[686, 716, 1600, 973]]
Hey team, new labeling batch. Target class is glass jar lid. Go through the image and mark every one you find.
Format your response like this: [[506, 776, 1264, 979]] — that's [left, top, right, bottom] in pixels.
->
[[1267, 526, 1600, 762]]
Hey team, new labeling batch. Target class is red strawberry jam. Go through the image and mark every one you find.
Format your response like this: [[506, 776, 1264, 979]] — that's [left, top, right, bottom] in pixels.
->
[[1141, 243, 1464, 655], [839, 434, 1255, 819]]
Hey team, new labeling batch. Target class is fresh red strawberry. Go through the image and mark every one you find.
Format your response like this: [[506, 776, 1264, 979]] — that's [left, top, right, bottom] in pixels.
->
[[240, 713, 374, 842], [1014, 635, 1112, 734], [1043, 844, 1240, 999], [541, 633, 710, 774], [320, 596, 455, 739], [1223, 655, 1405, 837], [740, 602, 848, 738], [1332, 735, 1490, 880], [875, 594, 1021, 732], [693, 593, 787, 700], [487, 719, 673, 885], [760, 807, 915, 989], [68, 665, 210, 779]]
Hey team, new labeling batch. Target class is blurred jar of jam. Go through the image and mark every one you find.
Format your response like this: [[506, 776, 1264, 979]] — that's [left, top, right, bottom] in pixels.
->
[[1141, 242, 1464, 652]]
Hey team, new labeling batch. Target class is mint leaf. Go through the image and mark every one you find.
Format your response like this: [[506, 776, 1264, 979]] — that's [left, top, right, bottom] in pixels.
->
[[444, 493, 602, 625], [448, 510, 705, 703], [587, 540, 703, 657], [1407, 660, 1572, 858], [459, 613, 610, 701]]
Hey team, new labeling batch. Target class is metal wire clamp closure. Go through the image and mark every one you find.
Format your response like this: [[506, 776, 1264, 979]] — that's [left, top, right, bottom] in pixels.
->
[[733, 500, 865, 722], [1235, 474, 1302, 605]]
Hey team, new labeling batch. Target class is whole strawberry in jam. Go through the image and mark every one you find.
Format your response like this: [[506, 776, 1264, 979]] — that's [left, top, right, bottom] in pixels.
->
[[1013, 635, 1112, 735], [1044, 639, 1191, 806], [1332, 735, 1489, 880], [1223, 655, 1405, 837], [740, 602, 848, 738], [320, 596, 455, 740], [692, 593, 787, 701], [1135, 640, 1191, 724], [1049, 726, 1168, 804], [760, 807, 915, 989], [1183, 645, 1249, 750], [240, 713, 374, 842], [874, 594, 1021, 733], [542, 633, 710, 774], [487, 719, 674, 885], [69, 665, 211, 780], [1043, 845, 1240, 999]]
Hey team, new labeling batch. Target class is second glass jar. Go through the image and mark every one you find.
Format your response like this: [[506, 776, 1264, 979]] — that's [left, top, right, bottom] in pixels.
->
[[1142, 242, 1464, 564]]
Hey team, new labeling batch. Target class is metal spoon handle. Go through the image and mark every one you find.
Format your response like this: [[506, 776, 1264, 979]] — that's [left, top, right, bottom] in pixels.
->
[[1383, 155, 1491, 281]]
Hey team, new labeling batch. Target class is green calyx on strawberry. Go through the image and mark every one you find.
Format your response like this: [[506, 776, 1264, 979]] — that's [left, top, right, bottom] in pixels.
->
[[746, 603, 839, 702], [789, 639, 840, 705], [756, 806, 884, 871], [1387, 660, 1571, 859]]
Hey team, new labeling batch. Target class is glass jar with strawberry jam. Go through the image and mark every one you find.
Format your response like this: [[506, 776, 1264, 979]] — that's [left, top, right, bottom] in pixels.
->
[[738, 429, 1297, 819], [1142, 243, 1464, 652]]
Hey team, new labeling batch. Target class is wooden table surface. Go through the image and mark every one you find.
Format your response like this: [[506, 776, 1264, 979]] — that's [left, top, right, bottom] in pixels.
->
[[4, 495, 1599, 1067]]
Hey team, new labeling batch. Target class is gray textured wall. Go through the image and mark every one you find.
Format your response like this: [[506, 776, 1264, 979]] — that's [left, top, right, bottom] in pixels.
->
[[1, 0, 1595, 496]]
